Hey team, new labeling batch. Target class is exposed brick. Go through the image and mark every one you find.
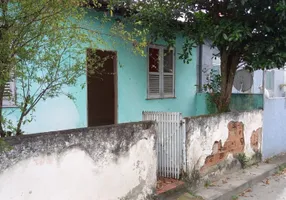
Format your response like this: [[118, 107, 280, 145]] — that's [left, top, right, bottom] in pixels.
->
[[251, 127, 262, 152], [201, 121, 245, 171]]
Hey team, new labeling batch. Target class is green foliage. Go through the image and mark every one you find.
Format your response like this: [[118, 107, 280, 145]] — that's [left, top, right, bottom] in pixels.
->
[[0, 138, 12, 152], [204, 179, 212, 188], [253, 151, 262, 163], [203, 69, 221, 113], [203, 69, 221, 94], [278, 163, 286, 172], [232, 195, 239, 200], [183, 168, 201, 187], [274, 163, 286, 175], [0, 0, 95, 135], [118, 0, 286, 112], [0, 0, 140, 136], [237, 153, 248, 169]]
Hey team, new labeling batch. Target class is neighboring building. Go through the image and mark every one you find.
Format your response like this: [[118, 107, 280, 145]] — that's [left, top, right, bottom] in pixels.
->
[[263, 68, 286, 159], [197, 42, 264, 94], [195, 42, 264, 115]]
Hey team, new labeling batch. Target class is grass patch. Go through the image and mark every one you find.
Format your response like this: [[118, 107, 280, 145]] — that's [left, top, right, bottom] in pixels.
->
[[274, 163, 286, 175], [204, 179, 214, 188], [237, 153, 248, 169], [232, 195, 239, 200]]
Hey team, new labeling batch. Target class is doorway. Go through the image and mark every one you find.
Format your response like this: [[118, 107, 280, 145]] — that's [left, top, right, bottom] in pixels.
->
[[87, 49, 117, 127]]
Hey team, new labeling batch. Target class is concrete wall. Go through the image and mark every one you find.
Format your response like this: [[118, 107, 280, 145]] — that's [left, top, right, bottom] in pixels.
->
[[263, 97, 286, 159], [262, 69, 286, 158], [0, 121, 157, 200], [185, 110, 263, 179]]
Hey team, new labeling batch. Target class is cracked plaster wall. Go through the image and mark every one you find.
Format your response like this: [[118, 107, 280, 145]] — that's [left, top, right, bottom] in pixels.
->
[[185, 110, 263, 178], [0, 121, 157, 200]]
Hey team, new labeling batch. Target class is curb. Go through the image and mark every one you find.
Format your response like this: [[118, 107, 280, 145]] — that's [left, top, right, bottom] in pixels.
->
[[196, 161, 286, 200], [211, 164, 282, 200]]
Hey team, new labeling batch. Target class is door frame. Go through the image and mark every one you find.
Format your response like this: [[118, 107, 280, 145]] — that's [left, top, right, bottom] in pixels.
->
[[86, 48, 118, 126]]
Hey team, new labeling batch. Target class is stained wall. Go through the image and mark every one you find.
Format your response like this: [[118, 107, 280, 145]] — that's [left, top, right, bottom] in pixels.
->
[[185, 110, 263, 178], [0, 121, 157, 200]]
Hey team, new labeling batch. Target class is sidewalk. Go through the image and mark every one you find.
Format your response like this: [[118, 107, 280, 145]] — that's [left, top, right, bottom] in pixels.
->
[[160, 153, 286, 200]]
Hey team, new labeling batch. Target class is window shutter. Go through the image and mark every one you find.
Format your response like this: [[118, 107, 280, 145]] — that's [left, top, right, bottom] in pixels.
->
[[266, 70, 274, 90], [2, 75, 16, 106], [148, 47, 161, 98], [4, 82, 12, 98], [163, 49, 174, 97], [147, 45, 175, 98], [265, 70, 274, 97], [149, 73, 160, 96], [163, 74, 174, 94]]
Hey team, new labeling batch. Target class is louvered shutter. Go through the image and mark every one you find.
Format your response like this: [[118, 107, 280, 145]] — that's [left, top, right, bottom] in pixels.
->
[[163, 74, 173, 94], [163, 49, 174, 97], [147, 45, 175, 98], [4, 82, 12, 98], [2, 75, 16, 107], [149, 74, 160, 96], [148, 47, 161, 98]]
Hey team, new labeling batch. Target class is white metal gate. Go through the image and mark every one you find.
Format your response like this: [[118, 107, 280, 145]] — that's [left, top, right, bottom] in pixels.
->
[[143, 111, 186, 179]]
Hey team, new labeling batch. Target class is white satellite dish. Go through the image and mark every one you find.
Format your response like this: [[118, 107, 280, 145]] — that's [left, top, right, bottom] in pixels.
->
[[233, 69, 253, 92]]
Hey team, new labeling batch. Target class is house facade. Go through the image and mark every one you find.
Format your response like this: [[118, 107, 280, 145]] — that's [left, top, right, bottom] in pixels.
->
[[2, 10, 198, 134], [2, 9, 264, 134]]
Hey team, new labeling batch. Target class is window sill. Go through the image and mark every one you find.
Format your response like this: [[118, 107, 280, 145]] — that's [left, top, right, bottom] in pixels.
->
[[1, 105, 18, 108], [146, 96, 176, 100]]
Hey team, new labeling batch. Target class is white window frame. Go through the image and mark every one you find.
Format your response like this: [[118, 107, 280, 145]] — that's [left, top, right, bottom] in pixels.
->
[[147, 44, 175, 99], [2, 73, 16, 107], [265, 70, 274, 97]]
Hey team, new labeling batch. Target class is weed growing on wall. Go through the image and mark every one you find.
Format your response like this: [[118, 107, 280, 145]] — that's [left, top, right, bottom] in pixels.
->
[[182, 168, 201, 188], [203, 69, 221, 113], [237, 153, 248, 169], [0, 139, 12, 153]]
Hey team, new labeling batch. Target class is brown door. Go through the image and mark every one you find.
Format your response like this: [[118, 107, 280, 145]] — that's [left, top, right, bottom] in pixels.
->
[[87, 49, 117, 127]]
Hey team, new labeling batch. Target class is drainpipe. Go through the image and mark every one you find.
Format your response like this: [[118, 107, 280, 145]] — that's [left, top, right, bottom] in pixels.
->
[[198, 44, 203, 92]]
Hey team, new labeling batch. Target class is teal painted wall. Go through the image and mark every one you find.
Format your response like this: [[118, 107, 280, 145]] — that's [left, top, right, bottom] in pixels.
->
[[81, 12, 197, 123], [3, 10, 197, 134], [117, 38, 197, 123], [195, 93, 264, 115]]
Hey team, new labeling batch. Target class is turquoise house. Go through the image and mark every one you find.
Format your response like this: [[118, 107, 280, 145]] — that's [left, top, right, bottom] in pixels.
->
[[3, 7, 263, 134], [2, 9, 198, 134]]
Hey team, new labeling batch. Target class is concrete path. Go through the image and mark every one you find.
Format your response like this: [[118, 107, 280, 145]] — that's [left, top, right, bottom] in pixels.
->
[[238, 169, 286, 200]]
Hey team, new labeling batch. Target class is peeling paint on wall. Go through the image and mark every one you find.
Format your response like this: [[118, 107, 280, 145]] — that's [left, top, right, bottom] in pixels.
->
[[251, 127, 262, 152], [0, 122, 157, 200], [202, 121, 245, 171], [185, 110, 263, 181]]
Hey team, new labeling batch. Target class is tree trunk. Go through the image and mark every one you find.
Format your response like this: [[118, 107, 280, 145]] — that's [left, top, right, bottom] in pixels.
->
[[217, 50, 240, 113], [0, 84, 5, 137], [0, 1, 11, 137], [15, 114, 24, 136], [15, 97, 29, 136]]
